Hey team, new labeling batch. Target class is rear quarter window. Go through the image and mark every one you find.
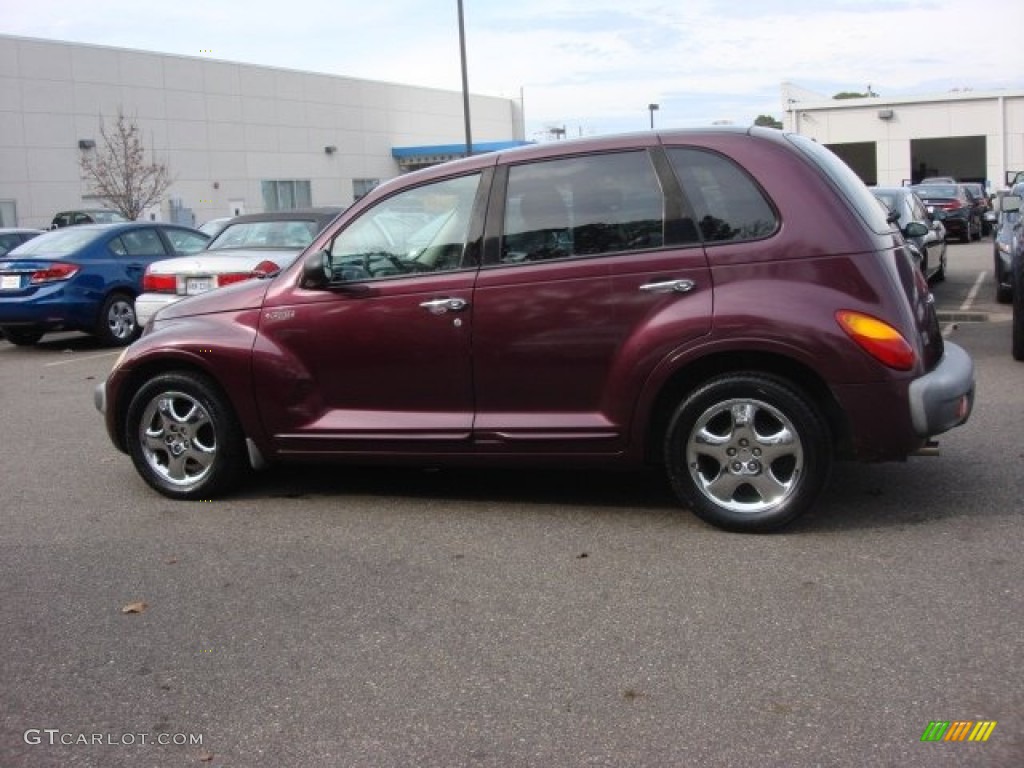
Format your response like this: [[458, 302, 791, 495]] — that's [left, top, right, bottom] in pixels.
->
[[785, 133, 891, 235], [666, 148, 778, 243]]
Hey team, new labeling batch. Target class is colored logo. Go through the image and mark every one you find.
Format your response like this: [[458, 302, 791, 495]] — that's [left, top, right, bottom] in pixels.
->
[[921, 721, 997, 742]]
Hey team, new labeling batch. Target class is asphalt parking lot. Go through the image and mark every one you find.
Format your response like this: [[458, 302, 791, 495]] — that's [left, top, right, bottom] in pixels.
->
[[1, 238, 1021, 768]]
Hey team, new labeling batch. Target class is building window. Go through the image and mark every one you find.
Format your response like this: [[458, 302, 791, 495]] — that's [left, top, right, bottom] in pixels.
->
[[261, 180, 312, 211], [353, 178, 380, 201]]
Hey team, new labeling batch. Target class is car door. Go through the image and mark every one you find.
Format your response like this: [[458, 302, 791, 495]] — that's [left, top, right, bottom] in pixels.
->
[[470, 148, 713, 455], [108, 227, 172, 288], [252, 171, 487, 455]]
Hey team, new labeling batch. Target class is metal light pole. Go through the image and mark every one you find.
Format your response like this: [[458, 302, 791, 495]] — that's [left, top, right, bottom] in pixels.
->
[[648, 103, 660, 130], [458, 0, 473, 157]]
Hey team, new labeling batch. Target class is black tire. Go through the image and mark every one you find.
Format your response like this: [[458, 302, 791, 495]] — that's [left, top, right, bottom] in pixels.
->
[[996, 258, 1012, 303], [971, 216, 982, 241], [933, 248, 945, 282], [124, 371, 247, 499], [1, 327, 44, 346], [96, 292, 139, 346], [664, 373, 832, 532], [1013, 255, 1024, 361]]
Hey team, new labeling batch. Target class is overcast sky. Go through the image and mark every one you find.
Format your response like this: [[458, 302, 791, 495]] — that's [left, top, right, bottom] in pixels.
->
[[6, 0, 1023, 138]]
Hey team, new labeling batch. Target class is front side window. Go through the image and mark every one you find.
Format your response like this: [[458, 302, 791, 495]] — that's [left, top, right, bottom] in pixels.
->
[[500, 151, 665, 264], [326, 173, 481, 280], [667, 148, 778, 243]]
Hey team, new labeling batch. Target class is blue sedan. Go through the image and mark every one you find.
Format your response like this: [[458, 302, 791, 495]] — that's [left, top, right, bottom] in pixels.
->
[[0, 222, 209, 346]]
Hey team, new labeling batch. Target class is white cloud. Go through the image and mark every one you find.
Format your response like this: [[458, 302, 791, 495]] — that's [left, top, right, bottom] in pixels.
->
[[4, 0, 1022, 135]]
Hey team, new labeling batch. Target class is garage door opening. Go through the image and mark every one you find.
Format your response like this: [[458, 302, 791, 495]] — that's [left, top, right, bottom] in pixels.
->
[[910, 136, 986, 184], [825, 142, 877, 185]]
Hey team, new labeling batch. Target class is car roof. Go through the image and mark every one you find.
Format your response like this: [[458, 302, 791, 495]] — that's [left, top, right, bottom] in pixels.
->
[[362, 125, 779, 200]]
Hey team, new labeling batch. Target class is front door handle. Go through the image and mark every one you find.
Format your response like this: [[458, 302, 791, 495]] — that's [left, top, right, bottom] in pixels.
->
[[639, 279, 695, 294], [419, 297, 469, 314]]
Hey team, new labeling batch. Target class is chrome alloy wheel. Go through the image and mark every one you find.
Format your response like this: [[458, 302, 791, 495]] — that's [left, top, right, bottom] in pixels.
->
[[138, 390, 217, 488], [106, 297, 137, 341], [685, 398, 803, 514]]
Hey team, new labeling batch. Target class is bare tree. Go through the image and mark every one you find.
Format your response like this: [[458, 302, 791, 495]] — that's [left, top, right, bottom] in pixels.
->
[[79, 109, 173, 220]]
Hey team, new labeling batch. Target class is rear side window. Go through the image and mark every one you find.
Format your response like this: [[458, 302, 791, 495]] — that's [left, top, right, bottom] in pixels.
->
[[667, 148, 777, 243], [501, 151, 665, 263], [109, 229, 168, 258]]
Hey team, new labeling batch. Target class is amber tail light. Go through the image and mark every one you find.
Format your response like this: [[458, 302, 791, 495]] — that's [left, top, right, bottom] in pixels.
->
[[835, 310, 917, 371]]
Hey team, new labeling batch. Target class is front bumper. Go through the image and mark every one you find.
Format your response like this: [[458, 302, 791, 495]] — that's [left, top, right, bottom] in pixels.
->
[[908, 341, 975, 437]]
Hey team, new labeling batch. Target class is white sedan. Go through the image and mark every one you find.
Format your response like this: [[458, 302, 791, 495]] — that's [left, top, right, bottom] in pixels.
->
[[135, 209, 342, 327]]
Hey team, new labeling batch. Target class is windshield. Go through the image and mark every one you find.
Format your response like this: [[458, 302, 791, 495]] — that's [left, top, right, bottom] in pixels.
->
[[208, 220, 321, 250], [5, 228, 99, 256]]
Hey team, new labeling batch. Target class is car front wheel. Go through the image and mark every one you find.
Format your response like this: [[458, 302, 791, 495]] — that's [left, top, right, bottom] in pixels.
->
[[125, 371, 247, 499], [664, 373, 832, 532]]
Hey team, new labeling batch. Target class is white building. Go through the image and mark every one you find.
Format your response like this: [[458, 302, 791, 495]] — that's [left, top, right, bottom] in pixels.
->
[[0, 34, 526, 229], [782, 82, 1024, 190]]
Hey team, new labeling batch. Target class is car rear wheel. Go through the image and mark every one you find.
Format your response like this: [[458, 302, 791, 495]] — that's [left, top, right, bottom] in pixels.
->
[[125, 371, 247, 499], [1, 327, 44, 346], [664, 373, 832, 532], [1013, 257, 1024, 361], [96, 292, 139, 347]]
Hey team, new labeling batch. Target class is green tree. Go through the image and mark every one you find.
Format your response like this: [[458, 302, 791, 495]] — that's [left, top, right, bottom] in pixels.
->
[[754, 114, 783, 129], [79, 109, 173, 220]]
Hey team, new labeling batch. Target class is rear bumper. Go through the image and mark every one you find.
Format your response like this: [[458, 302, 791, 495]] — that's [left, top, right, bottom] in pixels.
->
[[908, 341, 975, 437], [135, 292, 181, 328]]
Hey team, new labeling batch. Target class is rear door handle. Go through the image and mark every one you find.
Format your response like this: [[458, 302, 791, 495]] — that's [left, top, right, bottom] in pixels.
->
[[419, 297, 469, 314], [639, 279, 695, 294]]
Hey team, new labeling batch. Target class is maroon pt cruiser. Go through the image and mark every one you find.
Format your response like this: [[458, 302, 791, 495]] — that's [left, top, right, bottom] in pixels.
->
[[96, 127, 975, 532]]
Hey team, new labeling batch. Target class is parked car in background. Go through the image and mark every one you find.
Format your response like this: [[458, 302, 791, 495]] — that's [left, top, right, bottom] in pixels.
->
[[96, 127, 975, 533], [962, 182, 993, 235], [918, 176, 957, 184], [0, 228, 44, 255], [50, 209, 128, 229], [871, 186, 946, 281], [911, 183, 983, 242], [135, 208, 342, 326], [0, 222, 209, 346], [994, 190, 1023, 304]]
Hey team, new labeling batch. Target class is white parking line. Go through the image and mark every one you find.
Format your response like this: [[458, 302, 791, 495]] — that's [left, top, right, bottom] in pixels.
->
[[43, 350, 121, 367], [960, 270, 986, 312]]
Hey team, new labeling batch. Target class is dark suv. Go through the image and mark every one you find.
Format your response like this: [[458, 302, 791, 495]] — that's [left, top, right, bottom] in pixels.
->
[[95, 128, 975, 532], [51, 209, 128, 229]]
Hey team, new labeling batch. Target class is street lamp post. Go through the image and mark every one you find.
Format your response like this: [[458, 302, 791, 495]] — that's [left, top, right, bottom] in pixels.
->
[[648, 103, 659, 130], [458, 0, 473, 157]]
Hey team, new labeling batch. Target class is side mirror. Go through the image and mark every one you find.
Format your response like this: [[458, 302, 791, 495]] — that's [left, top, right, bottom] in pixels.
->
[[300, 250, 332, 289], [904, 221, 929, 238]]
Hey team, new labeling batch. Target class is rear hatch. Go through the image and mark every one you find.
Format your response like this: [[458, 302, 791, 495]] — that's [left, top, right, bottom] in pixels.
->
[[785, 134, 944, 372]]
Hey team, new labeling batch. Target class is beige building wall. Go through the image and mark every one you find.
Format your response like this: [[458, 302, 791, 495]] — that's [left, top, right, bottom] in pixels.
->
[[0, 35, 525, 228], [783, 85, 1024, 189]]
